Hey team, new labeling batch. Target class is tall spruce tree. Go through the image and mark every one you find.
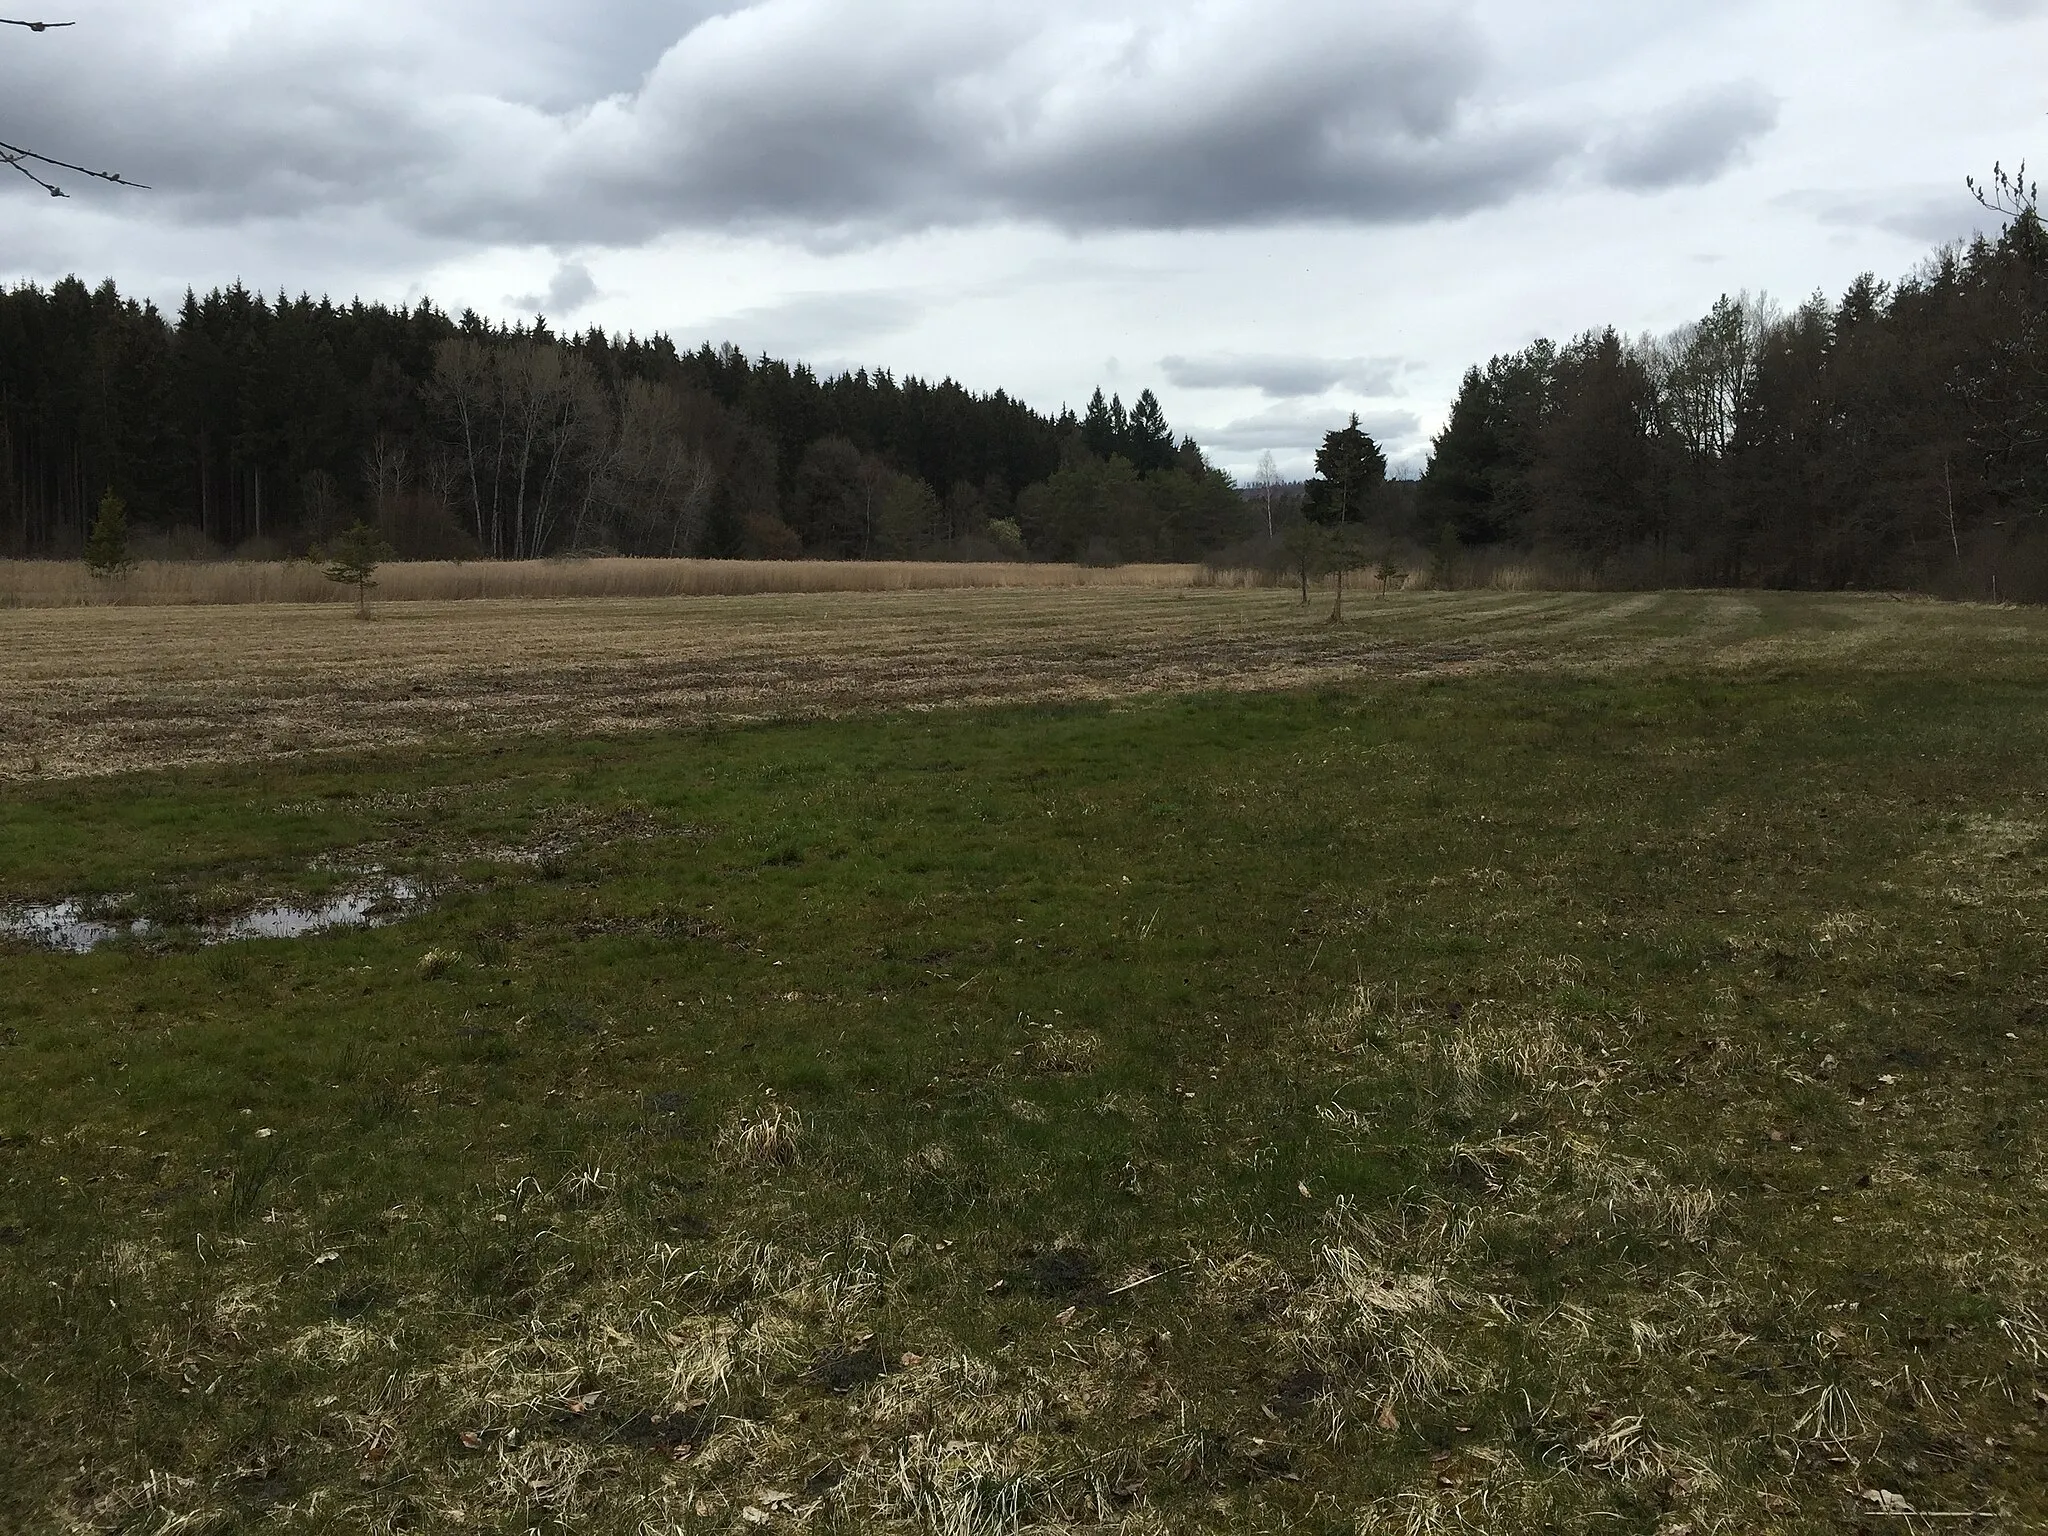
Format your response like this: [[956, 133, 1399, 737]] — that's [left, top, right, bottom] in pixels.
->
[[1127, 389, 1175, 473], [1418, 368, 1504, 544], [1081, 389, 1119, 460]]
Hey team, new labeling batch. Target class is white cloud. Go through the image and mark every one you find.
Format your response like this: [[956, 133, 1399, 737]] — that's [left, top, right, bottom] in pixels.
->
[[1198, 404, 1425, 456]]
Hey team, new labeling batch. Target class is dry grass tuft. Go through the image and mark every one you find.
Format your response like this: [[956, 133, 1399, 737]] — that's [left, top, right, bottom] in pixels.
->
[[1027, 1030, 1104, 1075], [904, 1142, 957, 1180], [715, 1103, 807, 1169], [415, 947, 462, 979]]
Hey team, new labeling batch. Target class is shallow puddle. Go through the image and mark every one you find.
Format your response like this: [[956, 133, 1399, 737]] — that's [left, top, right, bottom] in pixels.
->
[[0, 879, 424, 954]]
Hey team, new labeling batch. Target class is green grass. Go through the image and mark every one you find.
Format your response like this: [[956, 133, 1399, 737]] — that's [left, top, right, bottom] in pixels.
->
[[4, 615, 2048, 1532]]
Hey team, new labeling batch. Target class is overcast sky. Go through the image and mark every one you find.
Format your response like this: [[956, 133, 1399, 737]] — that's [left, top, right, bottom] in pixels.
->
[[3, 1, 2043, 477]]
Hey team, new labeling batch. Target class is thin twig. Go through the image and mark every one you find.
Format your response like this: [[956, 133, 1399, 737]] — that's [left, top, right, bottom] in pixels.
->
[[1860, 1514, 1998, 1522], [1, 138, 149, 194], [1105, 1261, 1193, 1297], [3, 16, 150, 193]]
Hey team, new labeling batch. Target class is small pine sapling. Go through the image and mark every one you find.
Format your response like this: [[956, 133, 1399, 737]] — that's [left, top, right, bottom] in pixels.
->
[[323, 521, 393, 618], [1282, 520, 1321, 604], [84, 488, 135, 579]]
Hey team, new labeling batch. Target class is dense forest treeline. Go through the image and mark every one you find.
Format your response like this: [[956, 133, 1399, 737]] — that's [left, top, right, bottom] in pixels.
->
[[1407, 185, 2048, 599], [0, 281, 1250, 562], [5, 178, 2042, 589]]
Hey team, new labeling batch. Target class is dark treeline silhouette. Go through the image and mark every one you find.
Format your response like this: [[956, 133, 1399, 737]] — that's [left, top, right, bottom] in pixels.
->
[[1411, 183, 2048, 599], [1013, 386, 1250, 563], [0, 278, 1253, 562]]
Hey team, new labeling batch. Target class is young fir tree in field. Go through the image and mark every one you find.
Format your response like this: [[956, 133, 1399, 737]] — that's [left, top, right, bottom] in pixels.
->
[[1282, 519, 1321, 604], [1302, 415, 1387, 620], [84, 488, 135, 578], [323, 522, 393, 618]]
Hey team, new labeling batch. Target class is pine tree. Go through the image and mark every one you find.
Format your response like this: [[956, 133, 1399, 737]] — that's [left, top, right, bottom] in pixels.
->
[[323, 521, 392, 618], [1127, 389, 1175, 473], [1308, 415, 1387, 522], [84, 488, 134, 578], [1301, 416, 1386, 619], [1081, 389, 1118, 460], [1417, 368, 1503, 544]]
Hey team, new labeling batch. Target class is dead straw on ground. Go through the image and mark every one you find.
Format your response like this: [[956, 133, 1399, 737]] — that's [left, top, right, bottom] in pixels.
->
[[3, 587, 2044, 782], [0, 557, 1202, 609]]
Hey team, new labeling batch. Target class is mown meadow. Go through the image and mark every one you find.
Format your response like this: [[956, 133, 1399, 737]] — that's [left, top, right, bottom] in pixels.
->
[[2, 591, 2045, 1533]]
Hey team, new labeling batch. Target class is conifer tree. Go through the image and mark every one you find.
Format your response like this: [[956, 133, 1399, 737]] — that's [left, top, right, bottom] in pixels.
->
[[323, 521, 392, 618], [1081, 389, 1119, 460], [1127, 389, 1175, 473], [1302, 415, 1386, 619], [84, 488, 134, 578], [1418, 367, 1504, 544]]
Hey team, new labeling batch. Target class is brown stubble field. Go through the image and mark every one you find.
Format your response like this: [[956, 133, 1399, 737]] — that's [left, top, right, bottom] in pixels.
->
[[6, 586, 2044, 782]]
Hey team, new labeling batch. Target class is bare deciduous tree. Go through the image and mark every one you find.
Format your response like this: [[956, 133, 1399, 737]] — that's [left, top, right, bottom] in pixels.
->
[[431, 337, 599, 559], [1645, 292, 1777, 462], [1254, 450, 1283, 538], [1969, 161, 2038, 224], [573, 379, 718, 555]]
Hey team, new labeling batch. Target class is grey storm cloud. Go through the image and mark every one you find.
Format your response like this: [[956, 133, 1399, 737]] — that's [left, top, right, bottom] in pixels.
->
[[512, 261, 599, 318], [1161, 353, 1412, 399], [430, 0, 1581, 241], [1598, 84, 1780, 191], [0, 0, 1770, 243]]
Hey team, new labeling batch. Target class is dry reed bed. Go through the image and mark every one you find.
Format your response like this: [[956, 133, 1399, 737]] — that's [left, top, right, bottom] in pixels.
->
[[2, 587, 2040, 782], [0, 557, 1201, 608]]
